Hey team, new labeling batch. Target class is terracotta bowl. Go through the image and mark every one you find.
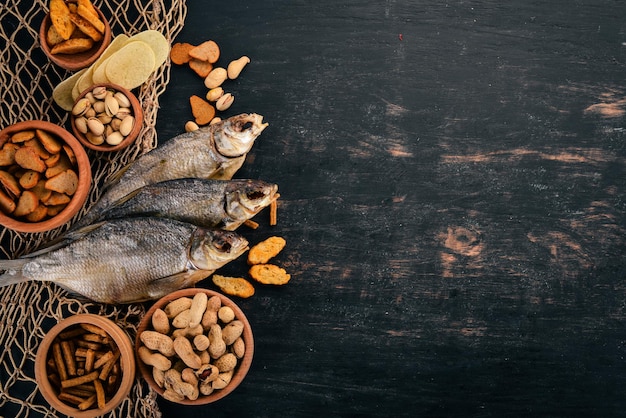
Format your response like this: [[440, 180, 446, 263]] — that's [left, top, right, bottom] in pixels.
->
[[35, 314, 136, 418], [0, 120, 91, 233], [71, 83, 144, 152], [39, 6, 112, 72], [136, 288, 254, 405]]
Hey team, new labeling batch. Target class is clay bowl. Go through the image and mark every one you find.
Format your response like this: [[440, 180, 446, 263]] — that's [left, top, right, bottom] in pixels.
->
[[0, 120, 91, 233], [136, 288, 254, 405], [39, 6, 112, 71], [70, 83, 144, 152], [35, 314, 136, 418]]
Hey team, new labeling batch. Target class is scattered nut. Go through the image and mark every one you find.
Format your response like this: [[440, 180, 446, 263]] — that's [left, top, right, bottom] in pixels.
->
[[215, 93, 234, 111]]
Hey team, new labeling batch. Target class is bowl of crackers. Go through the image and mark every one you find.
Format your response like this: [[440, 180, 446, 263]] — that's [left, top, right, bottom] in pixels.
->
[[135, 288, 254, 405], [70, 83, 144, 152], [40, 0, 112, 71], [34, 314, 136, 418], [0, 120, 92, 233]]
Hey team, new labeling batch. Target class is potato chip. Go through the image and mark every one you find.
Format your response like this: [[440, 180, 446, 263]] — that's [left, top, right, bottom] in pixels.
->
[[50, 0, 75, 41], [76, 66, 95, 94], [105, 41, 155, 89], [124, 30, 170, 71], [53, 68, 87, 111], [91, 56, 111, 84], [90, 35, 130, 84]]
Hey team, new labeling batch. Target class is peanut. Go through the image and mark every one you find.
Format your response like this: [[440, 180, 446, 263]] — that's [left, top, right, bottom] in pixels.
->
[[185, 121, 200, 132], [214, 353, 237, 373], [165, 369, 199, 400], [193, 334, 210, 351], [164, 297, 193, 318], [212, 370, 234, 390], [232, 337, 246, 359], [222, 320, 244, 346], [172, 309, 191, 329], [138, 346, 171, 372], [173, 336, 202, 369], [227, 56, 250, 80], [140, 330, 176, 357], [218, 306, 235, 324], [171, 324, 203, 340], [204, 67, 228, 89], [208, 324, 226, 359], [151, 308, 170, 334], [188, 292, 208, 328]]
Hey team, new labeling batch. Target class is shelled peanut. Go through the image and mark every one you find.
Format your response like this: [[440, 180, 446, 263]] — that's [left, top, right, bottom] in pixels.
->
[[138, 293, 247, 401], [45, 323, 122, 412], [169, 40, 250, 131]]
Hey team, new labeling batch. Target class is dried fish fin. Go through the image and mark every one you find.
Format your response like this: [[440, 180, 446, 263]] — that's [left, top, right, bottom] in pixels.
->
[[147, 270, 212, 300], [24, 221, 107, 258]]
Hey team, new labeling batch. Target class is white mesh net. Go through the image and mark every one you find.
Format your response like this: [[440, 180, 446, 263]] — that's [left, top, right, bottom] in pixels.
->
[[0, 1, 188, 416]]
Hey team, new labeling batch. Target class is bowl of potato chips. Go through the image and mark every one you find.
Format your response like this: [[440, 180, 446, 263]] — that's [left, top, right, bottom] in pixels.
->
[[0, 120, 91, 233], [40, 0, 112, 71]]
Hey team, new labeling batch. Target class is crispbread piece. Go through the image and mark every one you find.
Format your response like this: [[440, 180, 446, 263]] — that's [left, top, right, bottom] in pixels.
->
[[69, 11, 102, 42], [189, 40, 220, 63], [24, 139, 51, 160], [46, 24, 66, 46], [0, 189, 16, 214], [77, 2, 105, 34], [0, 143, 19, 166], [10, 130, 35, 143], [45, 169, 78, 195], [249, 264, 291, 285], [247, 236, 286, 265], [19, 171, 40, 189], [25, 205, 49, 222], [31, 180, 52, 203], [189, 59, 213, 78], [13, 190, 39, 217], [212, 274, 256, 298], [43, 191, 71, 206], [189, 95, 215, 126], [50, 0, 75, 40], [0, 170, 21, 198], [51, 37, 94, 55], [170, 42, 194, 65], [45, 153, 72, 179], [15, 147, 46, 173]]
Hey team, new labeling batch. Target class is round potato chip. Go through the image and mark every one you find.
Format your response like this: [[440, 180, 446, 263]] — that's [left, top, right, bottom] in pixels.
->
[[125, 30, 169, 71], [76, 66, 95, 95], [91, 55, 112, 84], [53, 68, 88, 111], [105, 41, 156, 89]]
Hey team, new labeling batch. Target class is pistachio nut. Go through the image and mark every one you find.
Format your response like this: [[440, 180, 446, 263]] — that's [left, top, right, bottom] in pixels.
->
[[119, 115, 135, 137], [215, 93, 234, 111], [74, 117, 88, 134], [114, 92, 131, 108], [106, 131, 124, 146], [87, 117, 105, 136], [105, 95, 120, 117], [71, 98, 91, 116], [206, 87, 224, 102]]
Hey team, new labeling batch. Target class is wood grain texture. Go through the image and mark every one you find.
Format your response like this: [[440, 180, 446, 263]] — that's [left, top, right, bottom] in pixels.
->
[[155, 1, 626, 416]]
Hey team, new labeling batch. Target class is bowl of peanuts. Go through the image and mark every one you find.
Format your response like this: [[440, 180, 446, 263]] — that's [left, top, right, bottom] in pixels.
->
[[70, 83, 143, 152], [34, 314, 136, 418], [0, 120, 92, 233], [135, 288, 254, 405]]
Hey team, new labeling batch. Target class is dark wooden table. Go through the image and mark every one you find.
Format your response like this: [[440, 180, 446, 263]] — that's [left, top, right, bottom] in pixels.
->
[[155, 1, 626, 416]]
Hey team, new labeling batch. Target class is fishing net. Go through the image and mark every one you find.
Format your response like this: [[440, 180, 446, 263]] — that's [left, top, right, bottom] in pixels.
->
[[0, 1, 188, 416]]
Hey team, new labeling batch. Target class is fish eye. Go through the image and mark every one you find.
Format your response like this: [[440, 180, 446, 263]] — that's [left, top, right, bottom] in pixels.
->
[[213, 237, 232, 252], [242, 121, 253, 130], [247, 190, 266, 200]]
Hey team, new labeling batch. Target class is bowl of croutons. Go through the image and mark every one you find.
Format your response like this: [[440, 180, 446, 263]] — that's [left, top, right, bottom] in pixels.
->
[[135, 288, 254, 405], [0, 120, 92, 233], [39, 0, 112, 71], [34, 314, 136, 418]]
